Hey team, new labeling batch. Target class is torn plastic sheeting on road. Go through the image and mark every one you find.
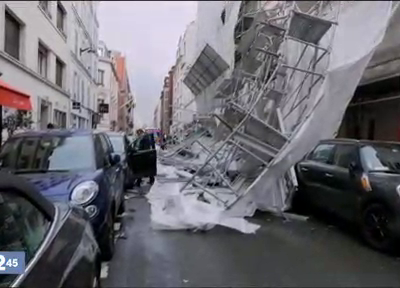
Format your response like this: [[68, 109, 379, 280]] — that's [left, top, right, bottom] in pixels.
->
[[156, 163, 179, 179], [146, 179, 260, 234]]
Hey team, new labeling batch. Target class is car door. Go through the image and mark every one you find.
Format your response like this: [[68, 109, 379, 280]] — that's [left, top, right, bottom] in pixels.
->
[[122, 135, 133, 178], [128, 134, 157, 178], [100, 134, 122, 210], [0, 190, 97, 288], [297, 143, 336, 209], [325, 143, 361, 221], [106, 134, 124, 200], [94, 134, 113, 203]]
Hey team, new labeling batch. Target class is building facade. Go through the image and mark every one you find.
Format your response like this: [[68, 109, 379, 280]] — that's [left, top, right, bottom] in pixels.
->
[[160, 66, 175, 135], [0, 1, 99, 130], [69, 1, 99, 129], [153, 101, 161, 129], [160, 77, 169, 134], [113, 52, 134, 133], [96, 40, 119, 131], [171, 21, 197, 137], [338, 2, 400, 141]]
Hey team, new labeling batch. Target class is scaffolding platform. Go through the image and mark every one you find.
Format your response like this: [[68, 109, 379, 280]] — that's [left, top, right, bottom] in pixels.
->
[[223, 102, 288, 149], [288, 10, 336, 45], [258, 21, 287, 37], [215, 113, 280, 160]]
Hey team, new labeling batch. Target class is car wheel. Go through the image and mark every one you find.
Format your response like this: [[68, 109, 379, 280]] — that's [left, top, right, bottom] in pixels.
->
[[93, 255, 102, 288], [361, 203, 396, 252], [93, 264, 102, 288], [290, 184, 311, 215], [101, 212, 115, 261], [118, 198, 125, 215]]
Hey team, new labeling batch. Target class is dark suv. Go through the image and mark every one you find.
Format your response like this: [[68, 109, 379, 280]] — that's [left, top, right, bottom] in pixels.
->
[[294, 139, 400, 252]]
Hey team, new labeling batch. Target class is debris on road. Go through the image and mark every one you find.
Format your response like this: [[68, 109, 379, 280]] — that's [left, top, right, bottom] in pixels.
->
[[147, 170, 261, 234]]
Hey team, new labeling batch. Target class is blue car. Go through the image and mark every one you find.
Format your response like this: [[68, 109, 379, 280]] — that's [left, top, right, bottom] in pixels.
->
[[0, 129, 124, 261]]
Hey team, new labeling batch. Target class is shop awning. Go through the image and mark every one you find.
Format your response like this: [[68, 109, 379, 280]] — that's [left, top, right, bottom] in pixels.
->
[[0, 80, 32, 111]]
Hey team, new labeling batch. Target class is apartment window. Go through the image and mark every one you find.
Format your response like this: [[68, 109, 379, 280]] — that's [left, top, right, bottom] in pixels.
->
[[37, 42, 48, 78], [39, 1, 51, 17], [98, 69, 105, 85], [73, 72, 78, 100], [57, 2, 66, 33], [87, 87, 90, 107], [221, 9, 226, 24], [81, 80, 85, 105], [55, 57, 65, 88], [74, 30, 78, 54], [54, 110, 67, 128], [4, 10, 21, 60], [93, 61, 97, 81]]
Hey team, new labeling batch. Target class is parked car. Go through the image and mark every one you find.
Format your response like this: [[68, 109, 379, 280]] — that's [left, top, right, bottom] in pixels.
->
[[294, 138, 400, 252], [0, 171, 101, 287], [0, 129, 124, 261], [105, 131, 134, 189]]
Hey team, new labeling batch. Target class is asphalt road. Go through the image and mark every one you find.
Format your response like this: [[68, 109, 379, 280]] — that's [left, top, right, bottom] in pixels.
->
[[102, 188, 400, 287]]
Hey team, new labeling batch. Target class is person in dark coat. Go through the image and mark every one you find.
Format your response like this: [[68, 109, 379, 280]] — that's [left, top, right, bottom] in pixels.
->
[[130, 129, 157, 188]]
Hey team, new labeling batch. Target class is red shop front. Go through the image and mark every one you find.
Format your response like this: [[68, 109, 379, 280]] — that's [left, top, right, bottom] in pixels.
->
[[0, 79, 32, 145]]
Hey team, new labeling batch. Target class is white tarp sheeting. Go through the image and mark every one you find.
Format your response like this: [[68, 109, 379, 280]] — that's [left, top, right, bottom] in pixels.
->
[[228, 1, 395, 216], [148, 164, 260, 233]]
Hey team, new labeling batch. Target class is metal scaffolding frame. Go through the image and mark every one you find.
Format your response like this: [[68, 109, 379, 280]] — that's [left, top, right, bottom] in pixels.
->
[[176, 1, 340, 210]]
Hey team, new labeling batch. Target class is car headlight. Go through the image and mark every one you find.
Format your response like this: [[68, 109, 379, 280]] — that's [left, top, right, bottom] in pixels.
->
[[70, 181, 99, 206], [397, 185, 400, 197]]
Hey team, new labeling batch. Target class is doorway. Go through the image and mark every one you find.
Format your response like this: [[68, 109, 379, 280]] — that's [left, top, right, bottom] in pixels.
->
[[39, 101, 49, 130]]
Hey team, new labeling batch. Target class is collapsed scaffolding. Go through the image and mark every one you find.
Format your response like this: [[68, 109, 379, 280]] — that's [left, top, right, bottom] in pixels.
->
[[153, 0, 394, 232], [178, 1, 338, 209]]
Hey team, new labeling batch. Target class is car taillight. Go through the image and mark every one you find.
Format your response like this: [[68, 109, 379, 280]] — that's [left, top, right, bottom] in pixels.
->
[[361, 173, 372, 192]]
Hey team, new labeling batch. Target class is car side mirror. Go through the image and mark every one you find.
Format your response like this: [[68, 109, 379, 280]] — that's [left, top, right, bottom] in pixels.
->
[[110, 153, 121, 165]]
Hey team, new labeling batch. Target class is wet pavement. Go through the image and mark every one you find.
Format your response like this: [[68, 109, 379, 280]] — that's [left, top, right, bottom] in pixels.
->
[[103, 189, 400, 287]]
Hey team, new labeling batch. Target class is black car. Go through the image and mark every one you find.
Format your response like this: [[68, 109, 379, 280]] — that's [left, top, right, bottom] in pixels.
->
[[294, 138, 400, 252], [0, 172, 101, 287], [105, 132, 134, 189]]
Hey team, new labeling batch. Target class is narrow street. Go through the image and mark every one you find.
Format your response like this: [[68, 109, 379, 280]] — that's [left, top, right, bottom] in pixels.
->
[[103, 186, 400, 288]]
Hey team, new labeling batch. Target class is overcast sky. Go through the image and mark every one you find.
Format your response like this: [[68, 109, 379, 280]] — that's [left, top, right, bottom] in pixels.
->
[[98, 1, 197, 127]]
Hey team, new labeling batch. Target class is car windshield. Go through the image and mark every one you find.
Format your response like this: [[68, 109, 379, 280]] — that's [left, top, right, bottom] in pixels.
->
[[108, 136, 124, 154], [360, 143, 400, 172], [0, 135, 95, 173]]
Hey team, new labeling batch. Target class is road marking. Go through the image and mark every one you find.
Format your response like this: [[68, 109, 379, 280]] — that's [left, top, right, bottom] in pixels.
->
[[101, 262, 109, 279]]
